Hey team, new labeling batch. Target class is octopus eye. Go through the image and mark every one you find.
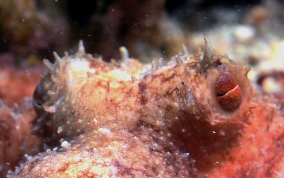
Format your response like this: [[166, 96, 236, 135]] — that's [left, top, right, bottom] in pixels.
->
[[33, 83, 44, 114], [215, 72, 242, 111]]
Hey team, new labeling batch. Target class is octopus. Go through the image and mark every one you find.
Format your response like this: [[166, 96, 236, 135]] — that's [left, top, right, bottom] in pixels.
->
[[7, 36, 284, 177]]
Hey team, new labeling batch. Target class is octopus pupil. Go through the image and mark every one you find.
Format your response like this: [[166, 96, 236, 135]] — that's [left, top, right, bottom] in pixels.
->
[[34, 101, 42, 107], [217, 93, 225, 97]]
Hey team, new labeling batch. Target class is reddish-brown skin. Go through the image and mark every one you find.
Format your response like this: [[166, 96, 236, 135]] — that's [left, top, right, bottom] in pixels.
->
[[0, 101, 42, 178], [0, 68, 42, 106], [4, 37, 284, 177], [0, 58, 42, 177]]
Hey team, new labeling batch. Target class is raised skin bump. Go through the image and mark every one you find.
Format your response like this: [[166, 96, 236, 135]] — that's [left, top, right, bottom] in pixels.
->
[[200, 34, 214, 71]]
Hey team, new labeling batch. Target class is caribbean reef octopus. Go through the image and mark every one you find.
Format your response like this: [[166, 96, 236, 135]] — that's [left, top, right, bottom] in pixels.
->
[[8, 36, 284, 177]]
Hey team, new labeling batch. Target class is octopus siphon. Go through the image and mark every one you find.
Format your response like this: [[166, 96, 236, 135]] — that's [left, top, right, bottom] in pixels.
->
[[8, 36, 284, 177]]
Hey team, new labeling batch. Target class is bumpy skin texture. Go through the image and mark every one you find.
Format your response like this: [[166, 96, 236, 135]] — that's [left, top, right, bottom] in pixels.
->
[[9, 37, 284, 177], [0, 100, 41, 178], [0, 62, 42, 177]]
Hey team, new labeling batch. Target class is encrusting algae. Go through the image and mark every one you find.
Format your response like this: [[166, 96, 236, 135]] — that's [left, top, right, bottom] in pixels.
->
[[7, 36, 284, 177]]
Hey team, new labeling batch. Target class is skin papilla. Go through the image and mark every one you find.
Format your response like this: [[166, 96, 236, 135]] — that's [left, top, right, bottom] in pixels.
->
[[8, 37, 284, 177]]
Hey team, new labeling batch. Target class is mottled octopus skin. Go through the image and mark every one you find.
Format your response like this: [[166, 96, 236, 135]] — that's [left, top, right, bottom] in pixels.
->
[[9, 37, 284, 177], [0, 100, 41, 178], [0, 63, 42, 177]]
